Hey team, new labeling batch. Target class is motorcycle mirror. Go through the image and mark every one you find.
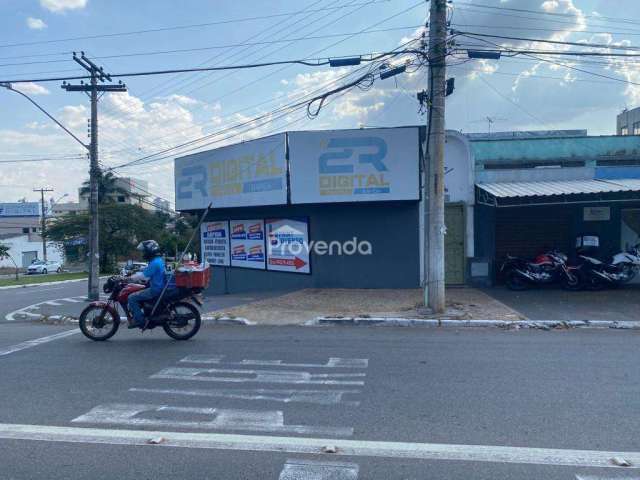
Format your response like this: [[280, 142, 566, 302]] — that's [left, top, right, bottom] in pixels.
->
[[126, 259, 133, 267]]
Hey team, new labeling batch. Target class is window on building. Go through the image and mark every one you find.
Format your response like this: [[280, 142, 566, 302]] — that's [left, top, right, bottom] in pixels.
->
[[117, 195, 126, 203], [32, 227, 37, 233], [22, 227, 29, 234], [621, 125, 629, 135], [633, 122, 640, 135]]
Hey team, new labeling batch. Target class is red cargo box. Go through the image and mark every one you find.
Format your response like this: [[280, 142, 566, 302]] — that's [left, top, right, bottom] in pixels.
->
[[175, 264, 211, 289]]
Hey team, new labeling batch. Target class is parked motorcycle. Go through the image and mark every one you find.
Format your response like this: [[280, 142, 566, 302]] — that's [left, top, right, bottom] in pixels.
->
[[578, 243, 640, 289], [78, 275, 203, 341], [501, 250, 581, 291]]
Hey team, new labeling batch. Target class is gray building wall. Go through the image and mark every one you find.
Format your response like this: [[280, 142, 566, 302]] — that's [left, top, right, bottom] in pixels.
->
[[617, 107, 640, 135], [200, 201, 420, 294]]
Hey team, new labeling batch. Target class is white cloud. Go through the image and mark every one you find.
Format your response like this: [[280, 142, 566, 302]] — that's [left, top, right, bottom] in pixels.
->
[[40, 0, 87, 13], [541, 0, 559, 12], [13, 82, 50, 95], [26, 17, 47, 29]]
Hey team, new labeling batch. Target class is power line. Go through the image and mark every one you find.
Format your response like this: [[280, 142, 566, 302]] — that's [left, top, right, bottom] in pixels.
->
[[0, 25, 422, 66], [0, 1, 392, 49]]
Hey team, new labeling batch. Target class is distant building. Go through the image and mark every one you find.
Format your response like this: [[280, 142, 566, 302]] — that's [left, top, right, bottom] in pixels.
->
[[0, 233, 64, 268], [0, 202, 41, 237], [616, 107, 640, 135], [50, 202, 84, 217], [466, 129, 588, 140], [152, 197, 171, 213], [78, 177, 151, 210]]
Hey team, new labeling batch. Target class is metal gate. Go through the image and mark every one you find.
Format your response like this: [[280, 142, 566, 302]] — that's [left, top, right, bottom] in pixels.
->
[[21, 251, 38, 268], [445, 204, 465, 284]]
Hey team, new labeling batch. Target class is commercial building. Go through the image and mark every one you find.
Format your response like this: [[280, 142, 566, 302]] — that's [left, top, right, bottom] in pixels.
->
[[78, 177, 152, 210], [471, 133, 640, 285], [0, 202, 41, 237], [175, 127, 475, 293], [0, 233, 64, 268]]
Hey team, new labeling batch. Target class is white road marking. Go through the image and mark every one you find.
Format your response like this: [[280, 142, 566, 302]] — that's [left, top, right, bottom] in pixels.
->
[[129, 387, 361, 406], [151, 367, 366, 386], [61, 297, 83, 303], [0, 423, 639, 469], [0, 330, 78, 357], [72, 403, 353, 437], [181, 355, 369, 369], [4, 295, 102, 321], [43, 300, 64, 306], [576, 476, 640, 479], [279, 459, 359, 480]]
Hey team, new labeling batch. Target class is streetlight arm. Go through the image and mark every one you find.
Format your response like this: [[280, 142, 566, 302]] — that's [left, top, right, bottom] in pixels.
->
[[0, 82, 89, 151]]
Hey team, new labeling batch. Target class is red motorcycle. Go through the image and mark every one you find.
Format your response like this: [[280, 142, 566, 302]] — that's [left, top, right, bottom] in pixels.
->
[[78, 275, 204, 341]]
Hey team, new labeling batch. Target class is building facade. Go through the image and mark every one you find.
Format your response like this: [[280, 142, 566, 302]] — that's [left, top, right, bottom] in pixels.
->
[[175, 127, 475, 293], [470, 133, 640, 285], [78, 177, 152, 210], [0, 202, 41, 237]]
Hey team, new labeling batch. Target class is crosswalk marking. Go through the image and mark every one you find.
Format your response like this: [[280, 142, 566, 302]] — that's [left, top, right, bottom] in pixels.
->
[[180, 355, 368, 369], [72, 403, 354, 437], [279, 459, 359, 480], [129, 387, 361, 406], [151, 367, 366, 386]]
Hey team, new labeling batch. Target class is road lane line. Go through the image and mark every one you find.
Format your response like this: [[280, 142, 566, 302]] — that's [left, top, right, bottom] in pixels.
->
[[0, 330, 78, 357], [279, 459, 359, 480], [0, 423, 639, 468], [72, 403, 353, 437], [151, 367, 366, 386], [576, 476, 640, 479], [42, 301, 64, 306], [180, 355, 369, 369], [129, 387, 361, 406]]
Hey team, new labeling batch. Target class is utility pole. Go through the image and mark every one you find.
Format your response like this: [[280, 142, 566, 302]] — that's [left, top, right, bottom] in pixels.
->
[[426, 0, 448, 313], [33, 187, 53, 261], [62, 52, 126, 300]]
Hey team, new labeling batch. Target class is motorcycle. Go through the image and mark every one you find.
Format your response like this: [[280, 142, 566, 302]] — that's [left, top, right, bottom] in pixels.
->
[[78, 275, 203, 341], [578, 243, 640, 289], [501, 250, 581, 291]]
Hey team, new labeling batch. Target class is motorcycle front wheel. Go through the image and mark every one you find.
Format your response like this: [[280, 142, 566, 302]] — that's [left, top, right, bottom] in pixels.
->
[[79, 305, 120, 341], [505, 270, 528, 291], [163, 301, 201, 340], [561, 271, 583, 291]]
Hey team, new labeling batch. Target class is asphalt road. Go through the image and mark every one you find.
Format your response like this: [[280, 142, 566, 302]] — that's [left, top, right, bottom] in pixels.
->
[[0, 279, 285, 323], [0, 323, 639, 479]]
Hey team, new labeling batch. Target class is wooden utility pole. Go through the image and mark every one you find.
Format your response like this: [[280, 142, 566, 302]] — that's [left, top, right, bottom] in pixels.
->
[[34, 187, 53, 261], [62, 52, 126, 300], [426, 0, 448, 313]]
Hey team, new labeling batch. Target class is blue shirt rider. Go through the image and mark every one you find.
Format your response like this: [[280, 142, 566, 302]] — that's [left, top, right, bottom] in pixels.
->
[[127, 240, 166, 328]]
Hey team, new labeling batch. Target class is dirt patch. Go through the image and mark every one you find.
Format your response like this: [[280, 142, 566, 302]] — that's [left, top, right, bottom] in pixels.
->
[[207, 287, 525, 325]]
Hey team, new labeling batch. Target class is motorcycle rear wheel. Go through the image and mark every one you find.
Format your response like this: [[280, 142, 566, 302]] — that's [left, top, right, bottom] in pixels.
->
[[79, 305, 120, 341], [505, 271, 528, 291], [163, 301, 201, 340]]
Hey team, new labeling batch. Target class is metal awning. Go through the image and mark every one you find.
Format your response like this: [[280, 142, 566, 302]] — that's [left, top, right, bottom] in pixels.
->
[[476, 178, 640, 207]]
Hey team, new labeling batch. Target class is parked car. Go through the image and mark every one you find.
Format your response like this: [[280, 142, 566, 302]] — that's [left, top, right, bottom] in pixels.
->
[[27, 260, 62, 275], [120, 261, 148, 277]]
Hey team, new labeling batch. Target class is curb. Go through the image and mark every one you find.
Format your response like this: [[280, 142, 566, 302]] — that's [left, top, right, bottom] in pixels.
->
[[202, 316, 255, 326], [308, 317, 640, 330], [0, 275, 109, 291]]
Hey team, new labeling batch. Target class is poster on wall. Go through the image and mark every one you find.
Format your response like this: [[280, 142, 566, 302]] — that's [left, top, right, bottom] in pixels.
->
[[265, 218, 310, 274], [230, 219, 266, 269], [175, 133, 287, 210], [288, 127, 419, 204], [200, 221, 230, 266]]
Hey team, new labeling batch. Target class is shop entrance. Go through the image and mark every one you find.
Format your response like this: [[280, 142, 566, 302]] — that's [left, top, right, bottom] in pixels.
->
[[621, 209, 640, 284], [445, 204, 465, 284]]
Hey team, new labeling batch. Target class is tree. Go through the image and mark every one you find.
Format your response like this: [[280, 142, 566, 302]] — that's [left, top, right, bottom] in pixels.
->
[[79, 170, 142, 205], [0, 242, 19, 280], [46, 204, 168, 272]]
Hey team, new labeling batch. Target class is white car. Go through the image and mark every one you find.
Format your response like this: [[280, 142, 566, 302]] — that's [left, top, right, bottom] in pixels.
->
[[27, 260, 62, 275]]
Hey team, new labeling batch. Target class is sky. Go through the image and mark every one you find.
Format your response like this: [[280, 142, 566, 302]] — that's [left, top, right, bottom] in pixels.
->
[[1, 0, 640, 207]]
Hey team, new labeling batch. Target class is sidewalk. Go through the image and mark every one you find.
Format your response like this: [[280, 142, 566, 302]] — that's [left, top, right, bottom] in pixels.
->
[[206, 287, 526, 325]]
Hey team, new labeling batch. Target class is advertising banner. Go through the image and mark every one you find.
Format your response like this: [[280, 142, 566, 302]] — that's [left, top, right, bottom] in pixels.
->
[[200, 221, 230, 267], [175, 133, 287, 210], [230, 219, 266, 269], [265, 218, 310, 274], [288, 127, 419, 204]]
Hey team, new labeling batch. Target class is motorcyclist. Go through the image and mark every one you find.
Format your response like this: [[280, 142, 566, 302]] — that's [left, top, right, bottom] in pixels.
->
[[127, 240, 166, 329]]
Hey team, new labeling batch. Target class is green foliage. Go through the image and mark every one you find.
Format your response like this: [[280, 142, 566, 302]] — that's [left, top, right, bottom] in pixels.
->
[[0, 242, 9, 259], [46, 204, 194, 272]]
